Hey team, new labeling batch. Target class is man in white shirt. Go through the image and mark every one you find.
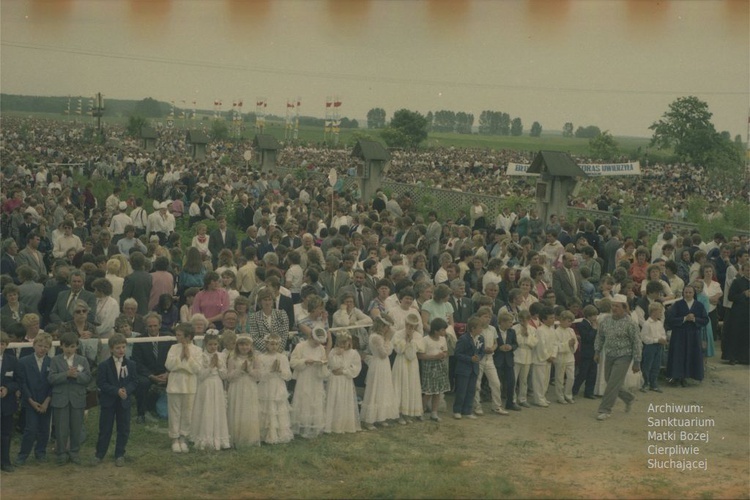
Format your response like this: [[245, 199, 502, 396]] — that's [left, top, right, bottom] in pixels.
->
[[105, 188, 121, 214], [146, 203, 171, 244], [109, 202, 133, 244], [52, 221, 83, 259], [130, 198, 148, 237]]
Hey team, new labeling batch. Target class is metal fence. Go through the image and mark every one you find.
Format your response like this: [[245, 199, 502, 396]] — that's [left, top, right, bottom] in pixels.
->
[[277, 166, 747, 236]]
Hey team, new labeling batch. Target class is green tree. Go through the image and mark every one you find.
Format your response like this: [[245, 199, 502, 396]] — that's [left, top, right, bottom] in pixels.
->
[[562, 122, 574, 138], [530, 121, 542, 137], [133, 97, 168, 118], [380, 109, 428, 148], [510, 117, 523, 136], [210, 119, 229, 140], [575, 125, 601, 138], [425, 111, 434, 131], [126, 115, 149, 138], [366, 107, 386, 129], [499, 113, 511, 135], [589, 130, 619, 161], [433, 110, 457, 132], [649, 96, 717, 164], [455, 112, 474, 134]]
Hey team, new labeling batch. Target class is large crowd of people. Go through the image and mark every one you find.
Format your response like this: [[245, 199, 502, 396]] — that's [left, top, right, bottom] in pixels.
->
[[0, 116, 748, 471]]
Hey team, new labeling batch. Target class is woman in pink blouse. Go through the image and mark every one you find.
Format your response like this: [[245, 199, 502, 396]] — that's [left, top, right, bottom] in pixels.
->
[[191, 272, 230, 330]]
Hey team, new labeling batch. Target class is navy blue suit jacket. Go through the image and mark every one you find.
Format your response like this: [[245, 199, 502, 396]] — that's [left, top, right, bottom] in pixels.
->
[[493, 327, 518, 368], [18, 354, 52, 408], [97, 357, 138, 409], [454, 333, 481, 377], [1, 353, 19, 416], [575, 319, 597, 359]]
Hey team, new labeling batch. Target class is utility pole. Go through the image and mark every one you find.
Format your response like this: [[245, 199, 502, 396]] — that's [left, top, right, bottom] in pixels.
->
[[92, 92, 105, 137]]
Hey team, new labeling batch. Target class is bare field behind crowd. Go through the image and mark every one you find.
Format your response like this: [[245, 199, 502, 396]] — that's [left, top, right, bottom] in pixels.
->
[[3, 357, 747, 500]]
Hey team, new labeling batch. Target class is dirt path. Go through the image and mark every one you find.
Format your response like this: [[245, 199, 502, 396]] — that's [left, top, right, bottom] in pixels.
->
[[2, 357, 748, 499]]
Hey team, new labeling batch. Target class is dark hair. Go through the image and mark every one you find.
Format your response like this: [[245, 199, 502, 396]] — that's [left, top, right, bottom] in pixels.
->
[[430, 317, 448, 334], [157, 293, 174, 310], [59, 331, 79, 347], [129, 251, 147, 271], [109, 333, 128, 349], [183, 247, 204, 274], [203, 271, 220, 289], [154, 256, 170, 272], [92, 277, 113, 296], [538, 307, 555, 321], [529, 302, 544, 317]]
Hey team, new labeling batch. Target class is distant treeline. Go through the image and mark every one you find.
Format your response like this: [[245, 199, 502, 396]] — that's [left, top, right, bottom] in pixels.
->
[[0, 94, 359, 128]]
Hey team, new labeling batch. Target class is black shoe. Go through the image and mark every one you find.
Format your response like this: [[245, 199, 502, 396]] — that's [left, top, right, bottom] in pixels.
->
[[135, 415, 146, 424], [680, 379, 688, 387], [507, 404, 523, 411], [1, 464, 15, 472], [584, 395, 596, 399]]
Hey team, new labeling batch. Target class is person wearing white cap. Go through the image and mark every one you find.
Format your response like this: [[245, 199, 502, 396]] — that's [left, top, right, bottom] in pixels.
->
[[593, 294, 641, 421], [146, 202, 171, 245], [109, 201, 133, 245]]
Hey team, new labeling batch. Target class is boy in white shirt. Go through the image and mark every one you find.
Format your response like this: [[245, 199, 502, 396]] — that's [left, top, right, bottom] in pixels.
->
[[472, 307, 507, 416], [531, 307, 557, 407], [554, 311, 579, 404], [639, 302, 667, 392]]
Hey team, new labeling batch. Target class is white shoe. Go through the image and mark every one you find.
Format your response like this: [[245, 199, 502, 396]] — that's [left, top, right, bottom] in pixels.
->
[[566, 397, 575, 404], [180, 441, 189, 453], [597, 413, 611, 421], [557, 399, 568, 405], [492, 407, 509, 415], [534, 401, 550, 408], [465, 414, 478, 420], [364, 423, 376, 431], [172, 441, 182, 453], [398, 418, 407, 425], [474, 408, 484, 416], [453, 413, 462, 419]]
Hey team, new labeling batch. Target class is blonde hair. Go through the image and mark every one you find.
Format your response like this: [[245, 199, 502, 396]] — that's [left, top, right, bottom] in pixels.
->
[[33, 332, 53, 348], [559, 311, 575, 322], [106, 258, 121, 275], [648, 302, 665, 315]]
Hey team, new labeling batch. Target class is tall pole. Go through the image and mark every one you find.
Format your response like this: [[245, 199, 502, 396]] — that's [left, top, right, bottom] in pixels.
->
[[294, 97, 300, 141], [91, 93, 105, 136]]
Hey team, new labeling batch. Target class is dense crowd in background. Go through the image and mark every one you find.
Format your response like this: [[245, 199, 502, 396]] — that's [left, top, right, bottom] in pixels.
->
[[0, 116, 747, 470]]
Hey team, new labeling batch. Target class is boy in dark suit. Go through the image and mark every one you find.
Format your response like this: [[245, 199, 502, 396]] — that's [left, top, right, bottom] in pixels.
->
[[572, 305, 599, 399], [48, 332, 92, 465], [94, 334, 137, 467], [453, 316, 483, 419], [494, 311, 521, 411], [16, 332, 53, 465], [1, 332, 19, 472]]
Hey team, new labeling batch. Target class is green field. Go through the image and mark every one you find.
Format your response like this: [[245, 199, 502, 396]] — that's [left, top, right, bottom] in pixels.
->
[[1, 110, 659, 159]]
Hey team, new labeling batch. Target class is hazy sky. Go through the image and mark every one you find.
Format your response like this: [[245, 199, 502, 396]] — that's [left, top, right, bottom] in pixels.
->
[[1, 0, 748, 138]]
